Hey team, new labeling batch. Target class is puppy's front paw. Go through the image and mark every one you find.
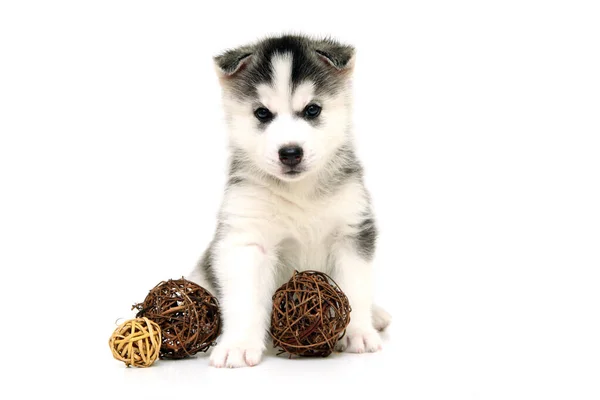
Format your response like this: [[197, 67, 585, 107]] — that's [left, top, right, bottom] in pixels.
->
[[335, 327, 382, 353], [209, 342, 264, 368]]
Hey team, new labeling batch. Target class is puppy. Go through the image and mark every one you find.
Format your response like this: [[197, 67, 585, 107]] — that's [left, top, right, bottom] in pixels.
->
[[188, 34, 391, 368]]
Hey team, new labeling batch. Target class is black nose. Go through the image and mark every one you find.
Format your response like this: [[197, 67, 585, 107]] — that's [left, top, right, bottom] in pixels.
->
[[278, 146, 304, 167]]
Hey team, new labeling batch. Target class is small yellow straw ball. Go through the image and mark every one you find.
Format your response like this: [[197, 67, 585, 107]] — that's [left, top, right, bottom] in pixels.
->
[[109, 317, 161, 367]]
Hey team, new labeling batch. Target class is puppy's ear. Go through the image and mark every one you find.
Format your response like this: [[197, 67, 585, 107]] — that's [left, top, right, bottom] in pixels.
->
[[314, 39, 356, 71], [213, 47, 254, 78]]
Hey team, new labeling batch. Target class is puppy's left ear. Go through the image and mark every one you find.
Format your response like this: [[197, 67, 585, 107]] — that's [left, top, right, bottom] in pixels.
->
[[213, 46, 254, 78], [314, 39, 356, 72]]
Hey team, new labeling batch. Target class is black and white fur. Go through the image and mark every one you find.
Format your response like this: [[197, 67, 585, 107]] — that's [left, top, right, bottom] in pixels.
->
[[188, 34, 391, 368]]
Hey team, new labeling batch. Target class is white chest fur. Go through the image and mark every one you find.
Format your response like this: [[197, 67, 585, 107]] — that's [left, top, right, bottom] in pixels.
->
[[219, 178, 368, 271]]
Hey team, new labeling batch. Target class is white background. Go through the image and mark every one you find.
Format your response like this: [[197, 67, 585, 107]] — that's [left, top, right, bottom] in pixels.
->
[[1, 1, 599, 399]]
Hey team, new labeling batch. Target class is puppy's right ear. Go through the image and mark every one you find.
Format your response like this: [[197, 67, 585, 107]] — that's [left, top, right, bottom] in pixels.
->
[[213, 47, 254, 78]]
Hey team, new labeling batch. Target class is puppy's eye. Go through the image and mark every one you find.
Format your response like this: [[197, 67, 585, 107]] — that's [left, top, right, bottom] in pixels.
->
[[254, 107, 273, 122], [303, 104, 322, 119]]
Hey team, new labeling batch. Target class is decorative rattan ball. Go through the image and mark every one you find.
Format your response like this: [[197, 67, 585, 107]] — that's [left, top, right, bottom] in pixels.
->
[[109, 317, 161, 367], [270, 270, 351, 357], [133, 278, 221, 359]]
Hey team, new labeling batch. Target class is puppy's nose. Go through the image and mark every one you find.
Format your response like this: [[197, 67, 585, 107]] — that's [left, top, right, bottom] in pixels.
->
[[278, 146, 304, 167]]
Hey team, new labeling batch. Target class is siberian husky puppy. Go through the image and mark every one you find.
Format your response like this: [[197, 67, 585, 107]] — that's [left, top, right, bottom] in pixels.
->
[[188, 34, 391, 368]]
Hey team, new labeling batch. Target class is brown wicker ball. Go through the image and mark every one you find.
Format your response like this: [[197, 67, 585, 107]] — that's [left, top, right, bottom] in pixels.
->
[[270, 270, 351, 357], [133, 278, 221, 359], [109, 317, 161, 367]]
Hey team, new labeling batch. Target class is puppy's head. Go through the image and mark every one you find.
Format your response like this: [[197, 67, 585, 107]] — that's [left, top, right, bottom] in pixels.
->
[[214, 35, 355, 182]]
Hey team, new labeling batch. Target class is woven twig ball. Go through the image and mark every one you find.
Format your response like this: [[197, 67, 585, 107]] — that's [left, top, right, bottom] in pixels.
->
[[270, 270, 351, 357], [133, 278, 221, 359], [109, 317, 161, 367]]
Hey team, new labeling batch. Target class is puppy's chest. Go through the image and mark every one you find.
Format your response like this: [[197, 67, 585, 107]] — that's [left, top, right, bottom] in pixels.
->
[[223, 182, 366, 243], [272, 193, 359, 244], [275, 200, 341, 270]]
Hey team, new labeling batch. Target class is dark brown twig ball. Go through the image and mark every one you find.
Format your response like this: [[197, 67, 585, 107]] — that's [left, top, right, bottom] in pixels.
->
[[133, 278, 221, 359], [270, 270, 351, 357]]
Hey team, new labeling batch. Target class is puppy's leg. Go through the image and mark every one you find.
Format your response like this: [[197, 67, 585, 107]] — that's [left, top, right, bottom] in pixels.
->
[[209, 232, 277, 368], [332, 241, 382, 353], [186, 246, 217, 296]]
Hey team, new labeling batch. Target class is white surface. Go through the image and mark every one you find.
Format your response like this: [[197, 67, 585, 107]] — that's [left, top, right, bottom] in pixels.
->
[[1, 1, 599, 399]]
